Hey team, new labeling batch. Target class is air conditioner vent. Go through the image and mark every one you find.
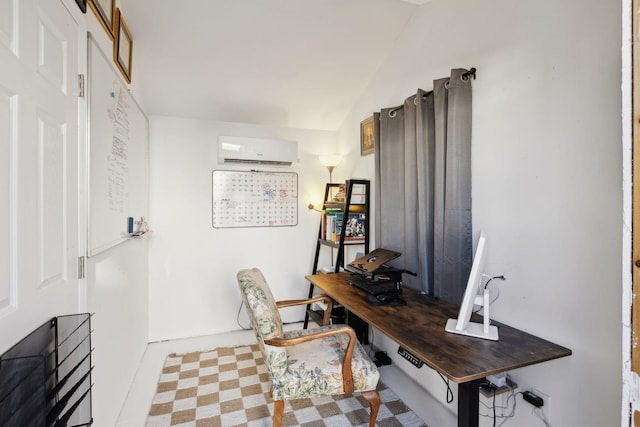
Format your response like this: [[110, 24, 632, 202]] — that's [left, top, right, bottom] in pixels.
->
[[218, 136, 298, 166], [223, 158, 292, 166]]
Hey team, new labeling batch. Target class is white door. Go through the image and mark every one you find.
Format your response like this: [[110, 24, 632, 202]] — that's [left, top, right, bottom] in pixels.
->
[[0, 0, 80, 352]]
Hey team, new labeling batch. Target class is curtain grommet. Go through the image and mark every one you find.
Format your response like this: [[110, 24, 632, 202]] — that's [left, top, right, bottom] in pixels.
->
[[461, 67, 476, 82]]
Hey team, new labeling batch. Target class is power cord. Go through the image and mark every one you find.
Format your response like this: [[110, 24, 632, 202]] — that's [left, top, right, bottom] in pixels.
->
[[237, 301, 307, 331], [367, 328, 376, 360], [437, 372, 454, 404], [479, 378, 552, 427], [479, 380, 518, 427], [484, 275, 506, 289], [474, 275, 506, 314], [236, 301, 251, 330], [366, 329, 394, 367], [492, 388, 496, 426], [534, 407, 551, 427], [495, 389, 518, 427]]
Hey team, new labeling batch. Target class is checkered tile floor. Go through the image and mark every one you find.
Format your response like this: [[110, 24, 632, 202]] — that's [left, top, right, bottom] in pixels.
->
[[147, 344, 427, 427]]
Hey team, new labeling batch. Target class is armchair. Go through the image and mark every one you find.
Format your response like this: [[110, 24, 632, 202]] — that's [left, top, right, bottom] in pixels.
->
[[237, 268, 380, 427]]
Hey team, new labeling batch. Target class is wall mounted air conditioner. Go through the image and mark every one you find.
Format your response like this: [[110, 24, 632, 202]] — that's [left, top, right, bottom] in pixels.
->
[[218, 136, 298, 166]]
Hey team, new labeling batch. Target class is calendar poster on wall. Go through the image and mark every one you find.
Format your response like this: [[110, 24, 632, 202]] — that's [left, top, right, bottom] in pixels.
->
[[212, 170, 298, 228]]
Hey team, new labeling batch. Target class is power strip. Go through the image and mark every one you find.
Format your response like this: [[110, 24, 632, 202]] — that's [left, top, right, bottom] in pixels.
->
[[479, 379, 518, 398], [397, 346, 424, 368]]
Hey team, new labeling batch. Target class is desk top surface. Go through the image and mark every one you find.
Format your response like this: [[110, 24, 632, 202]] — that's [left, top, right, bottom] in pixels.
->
[[306, 273, 572, 383]]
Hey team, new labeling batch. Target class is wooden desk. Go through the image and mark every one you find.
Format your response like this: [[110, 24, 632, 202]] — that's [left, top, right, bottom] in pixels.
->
[[306, 273, 572, 427]]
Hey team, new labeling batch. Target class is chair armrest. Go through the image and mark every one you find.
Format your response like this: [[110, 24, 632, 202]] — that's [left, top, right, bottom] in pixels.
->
[[264, 326, 356, 394], [276, 294, 334, 326]]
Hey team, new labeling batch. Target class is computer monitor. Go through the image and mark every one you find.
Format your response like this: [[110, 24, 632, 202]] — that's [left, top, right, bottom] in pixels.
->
[[445, 231, 499, 341]]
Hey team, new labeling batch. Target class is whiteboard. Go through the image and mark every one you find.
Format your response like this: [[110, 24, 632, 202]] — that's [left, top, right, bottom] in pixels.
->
[[212, 170, 298, 228], [87, 34, 149, 256]]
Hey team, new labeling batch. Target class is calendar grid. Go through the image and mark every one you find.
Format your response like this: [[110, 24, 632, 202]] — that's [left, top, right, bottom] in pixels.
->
[[212, 170, 298, 228]]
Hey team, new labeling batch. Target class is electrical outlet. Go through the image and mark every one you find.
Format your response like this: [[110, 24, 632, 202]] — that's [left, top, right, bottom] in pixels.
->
[[531, 388, 551, 422]]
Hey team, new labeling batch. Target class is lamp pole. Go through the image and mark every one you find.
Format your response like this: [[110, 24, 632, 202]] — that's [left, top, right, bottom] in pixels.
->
[[327, 166, 335, 183]]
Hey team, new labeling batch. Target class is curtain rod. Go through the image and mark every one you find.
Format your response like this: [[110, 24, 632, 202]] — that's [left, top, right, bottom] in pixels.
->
[[385, 67, 477, 117], [461, 67, 477, 81]]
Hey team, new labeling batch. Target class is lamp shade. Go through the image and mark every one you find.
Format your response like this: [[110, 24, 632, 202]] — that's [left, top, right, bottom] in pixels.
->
[[319, 154, 342, 168]]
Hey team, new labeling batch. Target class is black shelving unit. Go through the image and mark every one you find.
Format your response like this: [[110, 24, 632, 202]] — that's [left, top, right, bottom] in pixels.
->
[[304, 180, 370, 343]]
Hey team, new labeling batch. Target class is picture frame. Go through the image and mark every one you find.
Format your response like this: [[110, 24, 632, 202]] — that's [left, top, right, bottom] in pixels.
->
[[360, 113, 378, 156], [114, 8, 133, 83], [75, 0, 87, 13], [88, 0, 115, 38]]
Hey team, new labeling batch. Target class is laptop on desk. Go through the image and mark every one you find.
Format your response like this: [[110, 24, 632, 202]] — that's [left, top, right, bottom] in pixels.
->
[[345, 248, 402, 275], [346, 248, 405, 304]]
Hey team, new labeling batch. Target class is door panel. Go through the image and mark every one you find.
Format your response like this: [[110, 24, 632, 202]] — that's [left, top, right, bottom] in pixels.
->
[[0, 0, 16, 54], [37, 10, 68, 93], [0, 84, 15, 309], [38, 113, 66, 288], [0, 0, 79, 351]]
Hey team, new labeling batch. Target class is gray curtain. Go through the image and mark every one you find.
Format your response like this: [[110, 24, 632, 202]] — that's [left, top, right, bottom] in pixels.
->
[[375, 68, 473, 304]]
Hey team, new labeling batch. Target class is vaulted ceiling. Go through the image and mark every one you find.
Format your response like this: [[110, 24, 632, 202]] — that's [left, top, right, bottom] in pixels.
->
[[123, 0, 432, 131]]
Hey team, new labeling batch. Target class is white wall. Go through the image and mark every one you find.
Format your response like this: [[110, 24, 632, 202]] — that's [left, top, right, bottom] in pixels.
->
[[147, 117, 342, 341], [84, 2, 150, 426], [338, 0, 623, 426], [144, 0, 623, 426]]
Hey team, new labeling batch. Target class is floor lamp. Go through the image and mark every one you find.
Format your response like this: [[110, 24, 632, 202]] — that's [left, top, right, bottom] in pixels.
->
[[317, 154, 342, 267], [319, 154, 342, 183]]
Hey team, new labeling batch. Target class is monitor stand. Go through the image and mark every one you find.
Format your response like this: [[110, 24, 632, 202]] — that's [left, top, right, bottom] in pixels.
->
[[445, 291, 499, 341]]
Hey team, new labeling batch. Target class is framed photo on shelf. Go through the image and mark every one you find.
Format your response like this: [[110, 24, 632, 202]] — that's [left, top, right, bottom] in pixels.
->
[[360, 113, 378, 156], [75, 0, 87, 13], [88, 0, 115, 38], [114, 8, 133, 83]]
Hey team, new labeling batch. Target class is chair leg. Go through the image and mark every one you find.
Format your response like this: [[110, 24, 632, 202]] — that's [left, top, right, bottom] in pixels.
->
[[273, 399, 285, 427], [362, 390, 381, 427]]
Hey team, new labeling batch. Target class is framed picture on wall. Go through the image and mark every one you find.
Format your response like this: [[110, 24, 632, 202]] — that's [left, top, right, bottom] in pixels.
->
[[75, 0, 87, 13], [88, 0, 115, 38], [114, 8, 133, 83], [360, 113, 378, 156]]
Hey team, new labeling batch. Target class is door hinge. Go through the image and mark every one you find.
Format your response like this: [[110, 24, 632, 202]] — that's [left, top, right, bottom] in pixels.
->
[[78, 256, 85, 279], [78, 74, 85, 98]]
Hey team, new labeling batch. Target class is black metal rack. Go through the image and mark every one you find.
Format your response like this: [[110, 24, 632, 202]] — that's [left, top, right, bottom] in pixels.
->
[[0, 313, 93, 427], [304, 180, 370, 343]]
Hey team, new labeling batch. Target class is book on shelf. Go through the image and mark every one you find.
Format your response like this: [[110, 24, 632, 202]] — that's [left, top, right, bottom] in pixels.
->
[[321, 211, 366, 243], [324, 201, 344, 209], [332, 216, 343, 242], [343, 212, 366, 241], [321, 209, 341, 241]]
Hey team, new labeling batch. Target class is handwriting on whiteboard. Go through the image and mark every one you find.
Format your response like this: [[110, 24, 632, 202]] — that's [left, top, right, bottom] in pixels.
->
[[106, 82, 129, 213]]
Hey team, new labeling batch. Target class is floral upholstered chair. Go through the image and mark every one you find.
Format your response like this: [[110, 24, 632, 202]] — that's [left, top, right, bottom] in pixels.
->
[[237, 268, 380, 427]]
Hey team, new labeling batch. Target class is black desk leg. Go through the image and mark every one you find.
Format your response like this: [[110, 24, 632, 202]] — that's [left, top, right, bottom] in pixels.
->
[[458, 378, 483, 427]]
